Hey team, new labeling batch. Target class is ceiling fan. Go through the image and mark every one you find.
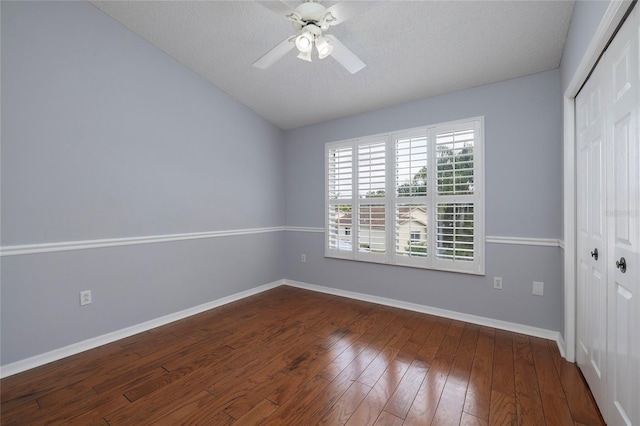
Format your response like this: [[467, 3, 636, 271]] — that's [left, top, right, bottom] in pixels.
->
[[253, 0, 379, 74]]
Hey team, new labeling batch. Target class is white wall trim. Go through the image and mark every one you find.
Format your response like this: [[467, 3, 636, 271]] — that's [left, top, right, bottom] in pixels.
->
[[1, 228, 562, 257], [485, 236, 562, 247], [287, 227, 562, 247], [284, 226, 325, 233], [284, 279, 561, 343], [562, 0, 631, 363], [0, 226, 285, 257], [0, 280, 285, 378]]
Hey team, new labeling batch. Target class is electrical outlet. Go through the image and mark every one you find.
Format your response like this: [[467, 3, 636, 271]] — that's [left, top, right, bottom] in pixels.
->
[[493, 277, 503, 289], [301, 254, 306, 263], [533, 281, 544, 296], [80, 290, 92, 306]]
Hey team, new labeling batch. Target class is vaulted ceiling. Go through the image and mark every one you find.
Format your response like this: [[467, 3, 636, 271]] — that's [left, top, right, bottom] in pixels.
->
[[91, 1, 575, 130]]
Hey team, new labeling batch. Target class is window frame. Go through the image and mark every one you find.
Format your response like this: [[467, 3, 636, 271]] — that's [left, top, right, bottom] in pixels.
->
[[325, 117, 485, 275]]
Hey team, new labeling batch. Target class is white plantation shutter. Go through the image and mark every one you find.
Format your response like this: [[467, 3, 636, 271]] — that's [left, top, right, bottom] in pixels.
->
[[328, 204, 352, 251], [325, 118, 483, 274], [395, 134, 428, 197], [358, 141, 386, 198], [436, 128, 475, 196], [436, 203, 475, 261], [395, 204, 428, 259], [328, 146, 353, 200], [326, 145, 353, 255], [433, 120, 483, 273], [393, 130, 430, 267], [359, 204, 386, 254], [357, 139, 388, 260]]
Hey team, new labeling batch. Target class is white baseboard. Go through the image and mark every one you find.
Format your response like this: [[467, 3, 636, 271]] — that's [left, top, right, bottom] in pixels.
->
[[556, 333, 567, 359], [284, 279, 562, 344], [1, 278, 567, 378], [0, 280, 284, 378]]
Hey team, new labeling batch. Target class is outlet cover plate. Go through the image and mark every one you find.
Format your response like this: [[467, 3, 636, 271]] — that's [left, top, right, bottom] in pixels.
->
[[532, 281, 544, 296], [493, 277, 503, 289], [80, 290, 92, 306]]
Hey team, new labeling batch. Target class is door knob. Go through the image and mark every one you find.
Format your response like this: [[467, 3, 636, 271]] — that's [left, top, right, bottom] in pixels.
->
[[591, 248, 598, 260], [616, 257, 626, 273]]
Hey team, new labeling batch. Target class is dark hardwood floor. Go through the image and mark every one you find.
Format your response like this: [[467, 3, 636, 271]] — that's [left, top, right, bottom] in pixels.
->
[[1, 286, 604, 425]]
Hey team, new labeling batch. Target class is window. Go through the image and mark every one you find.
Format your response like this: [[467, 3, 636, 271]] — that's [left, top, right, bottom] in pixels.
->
[[325, 117, 484, 274]]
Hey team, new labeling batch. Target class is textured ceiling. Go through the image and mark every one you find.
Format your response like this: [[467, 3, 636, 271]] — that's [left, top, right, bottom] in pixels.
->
[[91, 1, 575, 130]]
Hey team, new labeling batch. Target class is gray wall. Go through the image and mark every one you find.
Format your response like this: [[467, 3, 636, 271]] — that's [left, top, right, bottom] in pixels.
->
[[560, 0, 611, 92], [283, 69, 564, 331], [1, 1, 284, 365]]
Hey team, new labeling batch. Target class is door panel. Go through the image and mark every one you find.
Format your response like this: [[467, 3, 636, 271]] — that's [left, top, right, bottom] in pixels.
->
[[605, 5, 639, 426], [576, 57, 608, 410]]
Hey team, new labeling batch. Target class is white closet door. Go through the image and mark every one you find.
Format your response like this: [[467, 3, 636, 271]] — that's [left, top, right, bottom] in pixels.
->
[[576, 50, 608, 411], [605, 5, 639, 425], [576, 5, 640, 424]]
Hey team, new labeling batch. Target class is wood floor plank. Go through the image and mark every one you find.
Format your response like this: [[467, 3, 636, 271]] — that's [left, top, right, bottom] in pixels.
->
[[491, 330, 515, 394], [463, 326, 495, 420], [232, 398, 279, 424], [547, 341, 605, 425], [346, 357, 412, 426], [318, 380, 372, 425], [223, 371, 288, 420], [397, 315, 437, 361], [530, 336, 565, 398], [150, 390, 221, 425], [262, 375, 332, 424], [63, 394, 131, 426], [488, 390, 517, 426], [383, 359, 429, 419], [356, 346, 402, 387], [0, 286, 605, 425], [373, 410, 404, 426], [294, 342, 388, 423], [104, 369, 226, 425], [414, 318, 453, 366], [540, 391, 575, 425], [318, 309, 401, 381], [431, 324, 480, 425], [513, 334, 546, 426], [403, 319, 465, 425], [402, 359, 447, 425], [460, 411, 489, 426]]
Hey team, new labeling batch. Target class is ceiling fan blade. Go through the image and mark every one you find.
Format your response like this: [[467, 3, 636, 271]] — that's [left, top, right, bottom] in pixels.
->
[[323, 1, 381, 26], [253, 37, 295, 69], [256, 1, 295, 16], [325, 35, 365, 74]]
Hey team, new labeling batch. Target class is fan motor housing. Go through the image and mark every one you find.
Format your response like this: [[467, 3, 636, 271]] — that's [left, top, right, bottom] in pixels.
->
[[292, 1, 327, 30]]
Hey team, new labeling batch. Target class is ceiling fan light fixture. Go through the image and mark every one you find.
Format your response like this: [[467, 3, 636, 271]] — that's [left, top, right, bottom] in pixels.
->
[[297, 49, 312, 62], [295, 32, 314, 53], [315, 36, 333, 59]]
